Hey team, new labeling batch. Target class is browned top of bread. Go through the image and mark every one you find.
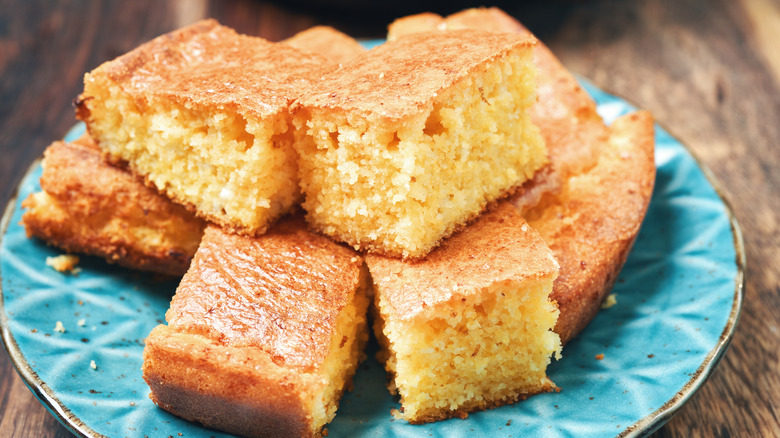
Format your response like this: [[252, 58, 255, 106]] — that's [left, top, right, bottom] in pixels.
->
[[69, 133, 101, 151], [388, 7, 523, 36], [444, 7, 526, 33], [21, 135, 205, 276], [166, 218, 363, 370], [282, 25, 366, 64], [35, 136, 170, 213], [366, 202, 557, 321], [82, 19, 327, 119], [524, 111, 655, 343], [295, 29, 536, 121]]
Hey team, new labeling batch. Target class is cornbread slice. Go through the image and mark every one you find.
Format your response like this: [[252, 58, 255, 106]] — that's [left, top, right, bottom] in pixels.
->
[[522, 112, 655, 343], [388, 7, 609, 208], [367, 202, 561, 423], [76, 19, 328, 235], [143, 218, 369, 438], [293, 29, 547, 259], [21, 135, 205, 276], [282, 26, 366, 64]]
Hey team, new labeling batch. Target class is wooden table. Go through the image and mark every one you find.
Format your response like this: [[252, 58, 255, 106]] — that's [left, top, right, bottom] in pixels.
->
[[0, 0, 776, 436]]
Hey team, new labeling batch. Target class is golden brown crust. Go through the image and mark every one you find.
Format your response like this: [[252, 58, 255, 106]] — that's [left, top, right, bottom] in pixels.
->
[[69, 133, 101, 150], [145, 218, 367, 437], [406, 390, 549, 425], [444, 7, 526, 33], [168, 218, 364, 370], [282, 26, 366, 65], [78, 19, 328, 122], [511, 164, 562, 212], [366, 202, 558, 321], [21, 136, 205, 276], [143, 326, 320, 438], [524, 111, 656, 343], [295, 29, 536, 122]]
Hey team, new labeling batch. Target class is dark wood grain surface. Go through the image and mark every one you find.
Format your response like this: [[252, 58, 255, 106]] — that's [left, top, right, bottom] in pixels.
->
[[0, 0, 777, 436]]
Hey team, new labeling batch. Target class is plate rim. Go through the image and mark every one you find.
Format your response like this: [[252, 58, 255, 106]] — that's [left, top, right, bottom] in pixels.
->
[[617, 118, 746, 438], [0, 95, 746, 438], [0, 157, 103, 438], [582, 80, 747, 435]]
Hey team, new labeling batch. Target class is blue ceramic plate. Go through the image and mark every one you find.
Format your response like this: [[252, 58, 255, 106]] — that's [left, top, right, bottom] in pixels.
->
[[1, 79, 743, 437]]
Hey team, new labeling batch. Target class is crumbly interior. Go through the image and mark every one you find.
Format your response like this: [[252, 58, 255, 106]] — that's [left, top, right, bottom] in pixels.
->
[[308, 268, 370, 432], [84, 81, 299, 235], [295, 49, 545, 258], [375, 278, 561, 423]]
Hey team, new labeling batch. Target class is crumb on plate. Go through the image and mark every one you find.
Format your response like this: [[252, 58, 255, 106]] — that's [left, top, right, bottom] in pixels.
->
[[46, 254, 80, 273], [601, 293, 617, 309]]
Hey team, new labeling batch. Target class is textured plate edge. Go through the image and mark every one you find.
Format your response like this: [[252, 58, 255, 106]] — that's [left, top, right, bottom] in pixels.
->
[[572, 77, 746, 435], [612, 114, 747, 437], [0, 157, 106, 438]]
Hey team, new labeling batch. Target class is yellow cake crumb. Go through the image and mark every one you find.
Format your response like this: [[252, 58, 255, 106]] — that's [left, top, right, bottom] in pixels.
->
[[601, 293, 618, 309], [53, 321, 66, 333], [46, 254, 79, 273]]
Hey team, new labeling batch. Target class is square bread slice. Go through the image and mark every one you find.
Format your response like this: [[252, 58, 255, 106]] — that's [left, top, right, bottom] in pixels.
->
[[293, 29, 547, 259], [143, 218, 369, 437], [388, 7, 609, 210], [366, 202, 561, 423], [76, 19, 328, 235], [21, 135, 204, 276]]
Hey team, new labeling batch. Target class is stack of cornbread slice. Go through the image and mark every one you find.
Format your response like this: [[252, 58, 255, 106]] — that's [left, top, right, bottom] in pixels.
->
[[75, 20, 325, 236], [21, 25, 363, 277], [388, 7, 655, 344], [21, 8, 655, 438]]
